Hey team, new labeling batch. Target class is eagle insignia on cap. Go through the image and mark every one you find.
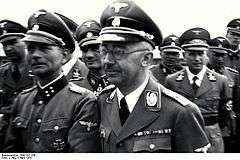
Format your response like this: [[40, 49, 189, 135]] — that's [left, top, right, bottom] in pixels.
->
[[33, 11, 46, 18], [192, 30, 202, 35], [112, 17, 121, 27], [110, 2, 128, 13], [218, 38, 225, 42], [0, 22, 7, 28], [86, 32, 93, 38], [218, 44, 223, 48], [83, 21, 94, 28]]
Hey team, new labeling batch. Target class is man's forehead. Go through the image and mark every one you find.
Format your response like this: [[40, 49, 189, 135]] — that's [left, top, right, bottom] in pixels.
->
[[101, 41, 135, 49]]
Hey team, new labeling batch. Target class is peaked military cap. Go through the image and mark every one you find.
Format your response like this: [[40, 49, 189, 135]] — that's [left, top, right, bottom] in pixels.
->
[[0, 20, 27, 43], [209, 36, 231, 54], [22, 9, 75, 53], [55, 12, 78, 34], [75, 20, 101, 48], [227, 18, 240, 35], [179, 27, 210, 51], [98, 0, 162, 47], [160, 34, 182, 53]]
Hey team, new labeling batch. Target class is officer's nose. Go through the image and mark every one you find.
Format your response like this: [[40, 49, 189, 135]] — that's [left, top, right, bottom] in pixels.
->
[[103, 52, 115, 65]]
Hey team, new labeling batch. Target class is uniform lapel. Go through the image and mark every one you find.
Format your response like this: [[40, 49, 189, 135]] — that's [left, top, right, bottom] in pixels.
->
[[196, 71, 212, 97], [107, 91, 122, 136], [116, 78, 161, 143], [180, 70, 195, 96]]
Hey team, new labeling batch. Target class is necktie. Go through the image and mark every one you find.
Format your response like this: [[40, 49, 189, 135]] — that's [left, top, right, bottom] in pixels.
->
[[192, 76, 199, 91], [119, 97, 130, 125]]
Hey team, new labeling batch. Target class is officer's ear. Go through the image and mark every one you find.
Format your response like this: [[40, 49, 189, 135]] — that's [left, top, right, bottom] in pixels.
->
[[61, 49, 71, 64], [141, 51, 153, 67]]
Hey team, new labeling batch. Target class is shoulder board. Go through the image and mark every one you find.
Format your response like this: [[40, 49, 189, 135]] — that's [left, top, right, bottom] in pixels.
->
[[99, 84, 116, 95], [69, 82, 91, 94], [21, 85, 37, 94], [226, 67, 239, 74], [161, 86, 191, 106], [0, 62, 11, 68]]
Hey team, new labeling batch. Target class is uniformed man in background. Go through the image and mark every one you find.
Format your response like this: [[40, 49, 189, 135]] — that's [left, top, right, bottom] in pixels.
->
[[75, 20, 108, 96], [207, 36, 240, 152], [150, 34, 183, 85], [97, 0, 209, 153], [55, 13, 89, 82], [165, 28, 232, 152], [0, 20, 35, 151], [225, 18, 240, 73], [2, 9, 100, 152]]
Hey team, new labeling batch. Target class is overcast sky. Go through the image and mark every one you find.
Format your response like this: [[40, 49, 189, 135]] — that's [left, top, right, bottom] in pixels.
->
[[0, 0, 239, 39]]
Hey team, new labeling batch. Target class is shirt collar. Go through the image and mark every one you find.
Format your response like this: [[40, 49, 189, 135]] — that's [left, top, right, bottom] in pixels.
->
[[116, 74, 149, 113], [186, 65, 207, 86], [62, 52, 79, 76], [37, 73, 64, 89]]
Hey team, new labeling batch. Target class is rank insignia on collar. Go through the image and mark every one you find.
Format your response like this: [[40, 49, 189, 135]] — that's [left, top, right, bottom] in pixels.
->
[[176, 72, 184, 81], [145, 90, 159, 111], [79, 121, 98, 131], [207, 72, 216, 81]]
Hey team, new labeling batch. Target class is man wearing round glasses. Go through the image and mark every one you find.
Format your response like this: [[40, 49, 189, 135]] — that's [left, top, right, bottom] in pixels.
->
[[97, 0, 209, 153]]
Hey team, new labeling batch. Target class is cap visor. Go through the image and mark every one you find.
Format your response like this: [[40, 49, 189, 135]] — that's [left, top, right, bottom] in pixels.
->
[[209, 47, 228, 54], [0, 33, 25, 43], [22, 34, 58, 45], [182, 43, 209, 51]]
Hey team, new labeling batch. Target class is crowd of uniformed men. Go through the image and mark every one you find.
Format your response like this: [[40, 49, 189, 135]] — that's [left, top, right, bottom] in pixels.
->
[[0, 0, 240, 153]]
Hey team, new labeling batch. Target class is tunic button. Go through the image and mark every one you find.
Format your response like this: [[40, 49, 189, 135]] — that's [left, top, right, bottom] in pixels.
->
[[194, 97, 198, 100], [38, 100, 43, 105], [46, 94, 50, 97], [17, 122, 21, 126], [118, 142, 123, 147], [37, 119, 42, 124], [34, 137, 40, 143], [149, 144, 155, 150], [51, 90, 55, 93], [45, 91, 49, 94], [54, 125, 59, 131], [49, 87, 53, 89]]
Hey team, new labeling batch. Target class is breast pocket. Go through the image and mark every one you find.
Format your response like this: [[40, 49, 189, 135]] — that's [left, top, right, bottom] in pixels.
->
[[133, 136, 171, 153], [41, 119, 70, 152], [13, 116, 29, 129]]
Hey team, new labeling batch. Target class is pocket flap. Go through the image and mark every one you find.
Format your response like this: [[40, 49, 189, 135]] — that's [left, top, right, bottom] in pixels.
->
[[13, 116, 29, 129], [133, 137, 171, 152], [42, 119, 70, 132]]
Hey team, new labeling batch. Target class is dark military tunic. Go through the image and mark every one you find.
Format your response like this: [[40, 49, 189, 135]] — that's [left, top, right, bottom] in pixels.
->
[[65, 59, 89, 81], [225, 50, 240, 74], [0, 62, 34, 151], [3, 75, 100, 152], [165, 67, 231, 152], [75, 71, 108, 96], [98, 77, 209, 152], [150, 63, 182, 85]]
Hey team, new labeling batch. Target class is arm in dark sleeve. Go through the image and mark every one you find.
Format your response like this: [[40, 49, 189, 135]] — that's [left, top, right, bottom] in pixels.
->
[[2, 96, 22, 152], [68, 92, 101, 152], [173, 103, 209, 152]]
